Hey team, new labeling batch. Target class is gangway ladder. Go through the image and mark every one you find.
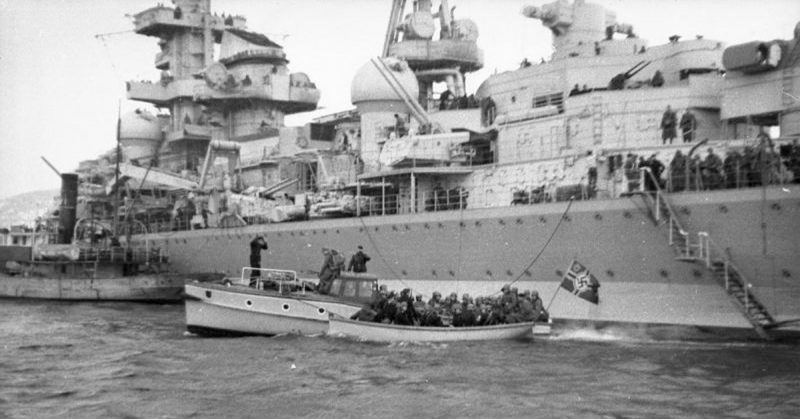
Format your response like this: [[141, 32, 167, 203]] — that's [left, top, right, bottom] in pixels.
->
[[370, 57, 432, 127], [696, 234, 778, 339], [637, 168, 778, 339]]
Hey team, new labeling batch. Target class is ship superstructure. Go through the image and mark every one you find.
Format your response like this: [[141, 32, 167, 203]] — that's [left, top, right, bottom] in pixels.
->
[[125, 0, 319, 173]]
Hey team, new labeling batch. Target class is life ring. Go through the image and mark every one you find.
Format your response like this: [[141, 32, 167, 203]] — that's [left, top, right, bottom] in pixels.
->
[[296, 136, 309, 148], [480, 97, 496, 127]]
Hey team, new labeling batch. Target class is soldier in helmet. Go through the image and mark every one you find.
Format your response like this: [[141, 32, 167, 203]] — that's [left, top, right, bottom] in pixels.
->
[[531, 290, 548, 321]]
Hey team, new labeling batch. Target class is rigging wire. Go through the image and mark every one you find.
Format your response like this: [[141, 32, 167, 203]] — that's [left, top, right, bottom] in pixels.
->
[[357, 215, 413, 290], [454, 191, 466, 296], [505, 197, 574, 290]]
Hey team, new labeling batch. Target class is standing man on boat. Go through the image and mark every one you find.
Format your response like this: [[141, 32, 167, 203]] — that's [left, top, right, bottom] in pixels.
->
[[249, 236, 268, 287], [348, 245, 371, 273], [318, 248, 342, 294]]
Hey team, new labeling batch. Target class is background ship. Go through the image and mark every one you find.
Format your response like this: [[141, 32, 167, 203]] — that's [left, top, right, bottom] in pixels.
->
[[3, 0, 799, 339]]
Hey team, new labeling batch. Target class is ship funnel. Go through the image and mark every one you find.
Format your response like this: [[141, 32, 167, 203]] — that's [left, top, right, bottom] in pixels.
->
[[59, 173, 79, 244]]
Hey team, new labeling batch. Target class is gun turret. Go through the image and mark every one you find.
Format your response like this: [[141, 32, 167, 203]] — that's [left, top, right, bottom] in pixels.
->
[[609, 60, 651, 90]]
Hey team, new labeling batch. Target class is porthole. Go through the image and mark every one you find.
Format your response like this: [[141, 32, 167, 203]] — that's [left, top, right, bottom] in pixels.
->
[[282, 303, 290, 311], [205, 291, 212, 298], [246, 300, 253, 307], [317, 307, 326, 315]]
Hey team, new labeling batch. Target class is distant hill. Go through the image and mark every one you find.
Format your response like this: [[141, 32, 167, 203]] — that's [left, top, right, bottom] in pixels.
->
[[0, 189, 59, 227]]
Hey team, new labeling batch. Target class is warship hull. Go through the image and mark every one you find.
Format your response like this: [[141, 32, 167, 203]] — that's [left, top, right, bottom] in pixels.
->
[[137, 186, 800, 338], [0, 273, 186, 302]]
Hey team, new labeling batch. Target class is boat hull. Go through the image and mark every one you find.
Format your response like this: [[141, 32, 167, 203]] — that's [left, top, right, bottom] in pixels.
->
[[328, 316, 536, 342], [184, 282, 364, 336], [0, 272, 185, 302]]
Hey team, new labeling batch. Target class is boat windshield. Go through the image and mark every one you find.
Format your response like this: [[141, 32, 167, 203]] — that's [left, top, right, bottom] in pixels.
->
[[240, 267, 300, 293]]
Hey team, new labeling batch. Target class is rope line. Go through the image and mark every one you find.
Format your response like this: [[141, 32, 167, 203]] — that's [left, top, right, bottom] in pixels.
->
[[506, 197, 575, 290], [357, 216, 413, 290], [455, 196, 466, 296]]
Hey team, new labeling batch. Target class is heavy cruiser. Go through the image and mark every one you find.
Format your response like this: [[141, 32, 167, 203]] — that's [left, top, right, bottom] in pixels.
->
[[51, 0, 800, 339]]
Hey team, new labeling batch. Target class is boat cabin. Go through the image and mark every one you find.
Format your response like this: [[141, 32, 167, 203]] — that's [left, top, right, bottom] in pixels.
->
[[242, 267, 378, 305], [327, 272, 379, 305]]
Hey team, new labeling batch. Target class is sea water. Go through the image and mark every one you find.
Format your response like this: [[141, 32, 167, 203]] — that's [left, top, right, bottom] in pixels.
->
[[1, 300, 798, 418]]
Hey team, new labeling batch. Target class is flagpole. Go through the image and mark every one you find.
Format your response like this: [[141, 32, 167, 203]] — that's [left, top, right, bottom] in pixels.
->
[[545, 282, 563, 313]]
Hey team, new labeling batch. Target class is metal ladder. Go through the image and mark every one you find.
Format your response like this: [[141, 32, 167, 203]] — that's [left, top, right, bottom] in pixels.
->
[[637, 168, 777, 339]]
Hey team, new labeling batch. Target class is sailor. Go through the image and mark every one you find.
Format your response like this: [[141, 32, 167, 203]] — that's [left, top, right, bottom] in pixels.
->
[[669, 150, 687, 191], [249, 236, 268, 287], [702, 148, 723, 190], [660, 105, 677, 145], [347, 245, 371, 273], [651, 70, 664, 87], [586, 150, 598, 193], [439, 89, 454, 110], [622, 153, 638, 192], [394, 114, 407, 137], [679, 109, 697, 143]]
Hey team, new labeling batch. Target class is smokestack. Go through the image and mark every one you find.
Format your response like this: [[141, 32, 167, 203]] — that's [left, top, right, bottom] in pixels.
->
[[59, 173, 79, 244]]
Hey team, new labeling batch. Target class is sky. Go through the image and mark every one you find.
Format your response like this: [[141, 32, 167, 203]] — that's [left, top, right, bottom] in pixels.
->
[[1, 0, 799, 199]]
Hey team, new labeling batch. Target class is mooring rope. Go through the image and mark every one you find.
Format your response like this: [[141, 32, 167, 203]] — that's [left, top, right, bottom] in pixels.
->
[[357, 215, 413, 290], [454, 195, 466, 296], [506, 197, 575, 290]]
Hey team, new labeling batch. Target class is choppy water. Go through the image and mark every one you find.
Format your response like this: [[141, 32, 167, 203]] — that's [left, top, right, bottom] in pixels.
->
[[1, 300, 799, 419]]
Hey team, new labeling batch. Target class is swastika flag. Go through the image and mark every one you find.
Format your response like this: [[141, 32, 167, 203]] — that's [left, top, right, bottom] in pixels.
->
[[561, 260, 600, 304]]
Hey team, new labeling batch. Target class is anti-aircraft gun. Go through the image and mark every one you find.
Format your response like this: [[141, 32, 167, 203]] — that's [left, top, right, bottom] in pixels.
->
[[608, 60, 651, 90]]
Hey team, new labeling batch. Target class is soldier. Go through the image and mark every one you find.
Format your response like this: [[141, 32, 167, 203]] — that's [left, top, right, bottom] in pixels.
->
[[317, 248, 336, 294], [427, 291, 443, 308], [531, 291, 549, 321]]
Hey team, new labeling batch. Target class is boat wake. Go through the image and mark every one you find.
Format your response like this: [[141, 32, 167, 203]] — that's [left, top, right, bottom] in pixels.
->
[[548, 326, 633, 342]]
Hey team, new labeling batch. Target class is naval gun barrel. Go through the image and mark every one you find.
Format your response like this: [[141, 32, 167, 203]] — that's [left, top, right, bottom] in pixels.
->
[[609, 60, 651, 90]]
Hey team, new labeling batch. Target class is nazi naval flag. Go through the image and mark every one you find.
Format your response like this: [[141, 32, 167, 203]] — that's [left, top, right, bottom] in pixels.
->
[[561, 260, 600, 304]]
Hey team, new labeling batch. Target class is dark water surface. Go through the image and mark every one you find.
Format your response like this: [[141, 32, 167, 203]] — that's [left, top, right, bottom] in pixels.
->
[[1, 300, 799, 419]]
